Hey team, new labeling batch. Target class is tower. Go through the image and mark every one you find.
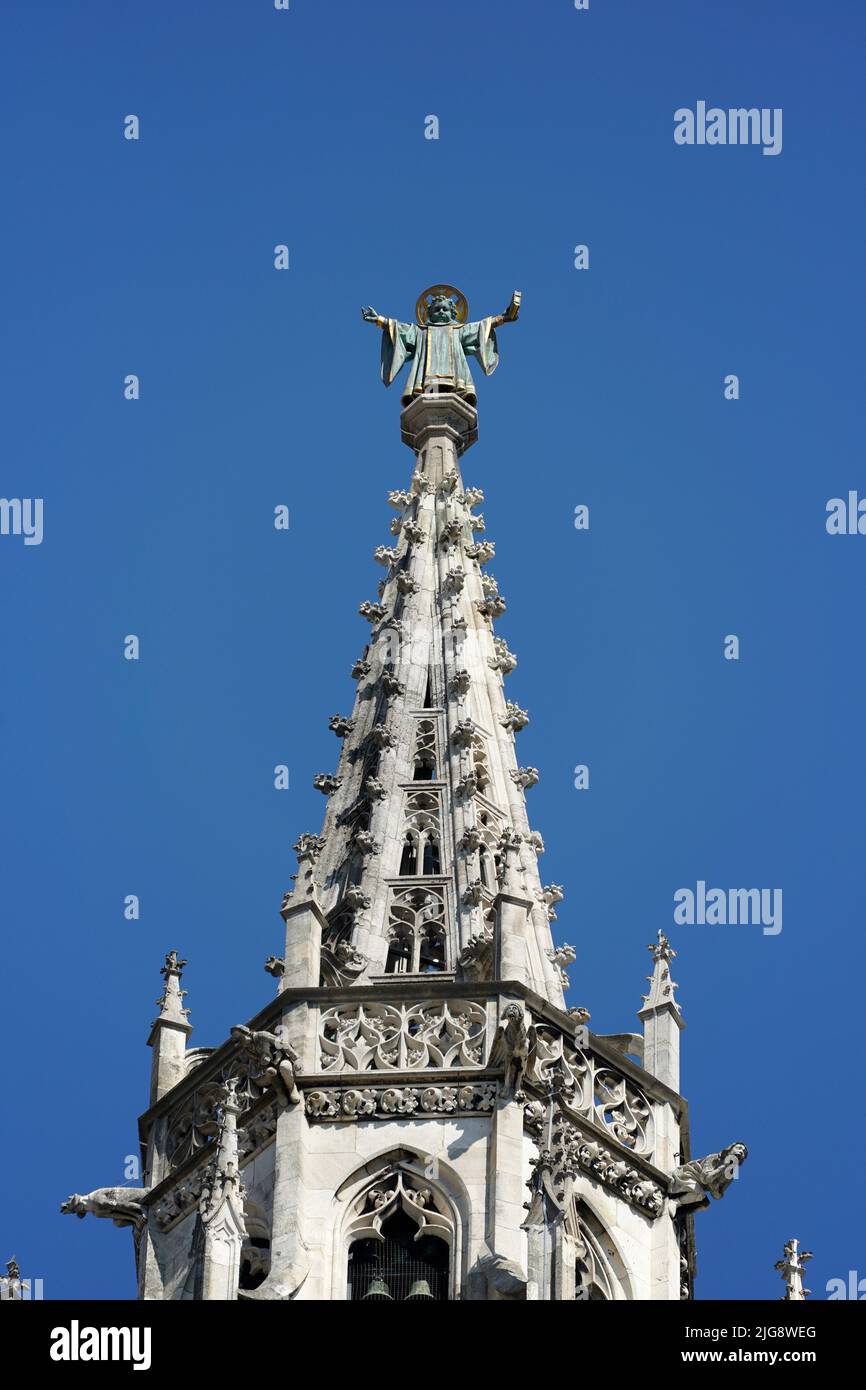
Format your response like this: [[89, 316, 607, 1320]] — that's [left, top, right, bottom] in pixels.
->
[[63, 286, 746, 1300]]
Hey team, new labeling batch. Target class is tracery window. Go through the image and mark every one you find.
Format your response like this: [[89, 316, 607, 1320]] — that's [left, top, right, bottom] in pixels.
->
[[385, 885, 447, 974], [413, 718, 437, 780], [346, 1171, 453, 1301], [399, 790, 442, 876]]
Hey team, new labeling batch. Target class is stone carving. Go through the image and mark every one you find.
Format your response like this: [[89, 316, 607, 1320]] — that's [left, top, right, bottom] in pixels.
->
[[547, 943, 576, 987], [352, 829, 380, 855], [538, 883, 564, 921], [501, 702, 529, 732], [527, 829, 545, 855], [458, 825, 482, 852], [668, 1144, 749, 1212], [305, 1081, 497, 1121], [342, 886, 371, 911], [489, 1004, 530, 1096], [229, 1025, 301, 1106], [328, 714, 354, 738], [480, 573, 499, 595], [470, 513, 486, 533], [525, 1025, 590, 1108], [511, 766, 539, 790], [374, 545, 399, 567], [263, 955, 285, 979], [320, 934, 368, 988], [554, 1118, 665, 1218], [450, 668, 472, 695], [364, 775, 387, 800], [567, 1006, 591, 1025], [462, 487, 484, 507], [351, 657, 371, 680], [440, 468, 460, 494], [458, 923, 495, 979], [456, 771, 479, 798], [61, 1188, 148, 1230], [396, 572, 419, 595], [359, 600, 386, 625], [369, 723, 397, 750], [381, 668, 405, 696], [477, 595, 506, 618], [452, 719, 476, 747], [387, 489, 412, 510], [465, 540, 495, 564], [319, 999, 487, 1072], [152, 1100, 280, 1232], [313, 773, 341, 795], [403, 520, 425, 543], [293, 832, 326, 861], [443, 567, 465, 593], [473, 1249, 527, 1299], [462, 878, 484, 907], [441, 519, 463, 546], [489, 637, 517, 673], [593, 1069, 653, 1153]]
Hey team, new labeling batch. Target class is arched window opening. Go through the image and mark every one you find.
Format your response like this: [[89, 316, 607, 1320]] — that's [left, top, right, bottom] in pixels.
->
[[421, 834, 441, 875], [345, 1172, 453, 1301], [399, 832, 419, 876], [386, 886, 448, 975], [479, 846, 494, 891], [413, 719, 437, 780]]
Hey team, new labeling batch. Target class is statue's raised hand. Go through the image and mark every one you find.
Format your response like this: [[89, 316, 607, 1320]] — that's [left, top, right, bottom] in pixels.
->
[[361, 305, 380, 323]]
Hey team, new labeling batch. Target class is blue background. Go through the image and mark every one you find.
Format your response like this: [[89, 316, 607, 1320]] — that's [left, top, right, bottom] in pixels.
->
[[2, 0, 863, 1300]]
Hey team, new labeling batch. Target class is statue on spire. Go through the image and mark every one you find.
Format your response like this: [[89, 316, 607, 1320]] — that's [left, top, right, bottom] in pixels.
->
[[362, 284, 521, 407]]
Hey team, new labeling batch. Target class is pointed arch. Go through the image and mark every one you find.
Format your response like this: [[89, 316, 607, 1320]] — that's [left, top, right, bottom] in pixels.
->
[[331, 1146, 471, 1301]]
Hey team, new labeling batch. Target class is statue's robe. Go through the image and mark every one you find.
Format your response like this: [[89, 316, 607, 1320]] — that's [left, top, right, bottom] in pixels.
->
[[380, 318, 499, 406]]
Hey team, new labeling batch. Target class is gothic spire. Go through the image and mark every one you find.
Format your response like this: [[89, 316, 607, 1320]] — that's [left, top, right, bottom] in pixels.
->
[[774, 1238, 812, 1300]]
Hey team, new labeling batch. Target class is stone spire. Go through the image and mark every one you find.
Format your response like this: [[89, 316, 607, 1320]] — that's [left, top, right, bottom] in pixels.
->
[[638, 931, 684, 1091], [147, 950, 193, 1105], [197, 1080, 248, 1301], [273, 387, 565, 1006], [775, 1238, 812, 1300]]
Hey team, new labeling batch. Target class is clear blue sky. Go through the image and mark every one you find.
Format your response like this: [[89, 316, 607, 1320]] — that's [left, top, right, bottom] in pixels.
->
[[2, 0, 864, 1300]]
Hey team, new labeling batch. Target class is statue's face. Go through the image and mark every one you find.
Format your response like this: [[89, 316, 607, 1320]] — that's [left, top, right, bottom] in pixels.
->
[[427, 295, 456, 324]]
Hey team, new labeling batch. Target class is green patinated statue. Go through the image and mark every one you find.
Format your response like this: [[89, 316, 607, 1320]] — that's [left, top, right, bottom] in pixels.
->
[[362, 283, 521, 408]]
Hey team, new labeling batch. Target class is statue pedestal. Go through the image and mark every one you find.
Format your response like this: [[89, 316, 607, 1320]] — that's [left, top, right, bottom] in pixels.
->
[[400, 391, 478, 455]]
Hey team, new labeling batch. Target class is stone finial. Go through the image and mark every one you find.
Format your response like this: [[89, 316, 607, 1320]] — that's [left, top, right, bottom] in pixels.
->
[[462, 487, 484, 507], [351, 657, 371, 680], [387, 489, 411, 510], [775, 1239, 812, 1301], [470, 513, 486, 534], [465, 540, 495, 564], [641, 930, 681, 1014], [200, 1079, 245, 1221], [155, 950, 190, 1025]]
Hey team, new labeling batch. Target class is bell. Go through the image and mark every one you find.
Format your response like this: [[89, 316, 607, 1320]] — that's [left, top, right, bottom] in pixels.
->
[[362, 1278, 393, 1300], [405, 1278, 435, 1300]]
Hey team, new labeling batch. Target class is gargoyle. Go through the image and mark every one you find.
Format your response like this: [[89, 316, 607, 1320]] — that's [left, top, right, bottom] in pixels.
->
[[230, 1024, 301, 1106], [669, 1142, 748, 1212], [488, 1003, 530, 1097], [61, 1188, 148, 1229]]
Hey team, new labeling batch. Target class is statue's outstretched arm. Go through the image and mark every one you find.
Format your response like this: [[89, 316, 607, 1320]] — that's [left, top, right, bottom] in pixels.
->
[[491, 290, 522, 328], [361, 306, 389, 328]]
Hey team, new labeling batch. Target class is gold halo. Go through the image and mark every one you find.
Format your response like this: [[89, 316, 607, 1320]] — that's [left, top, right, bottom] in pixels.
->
[[416, 284, 468, 326]]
